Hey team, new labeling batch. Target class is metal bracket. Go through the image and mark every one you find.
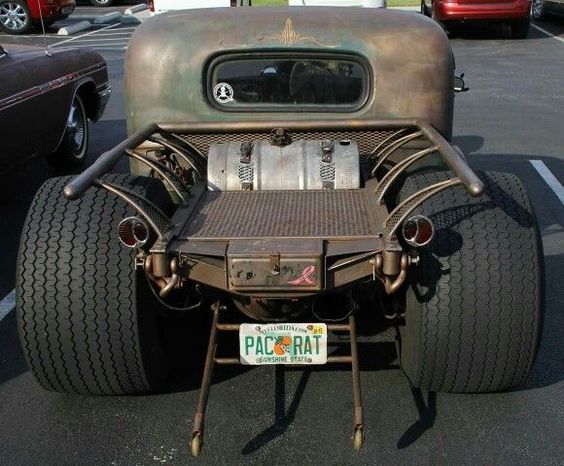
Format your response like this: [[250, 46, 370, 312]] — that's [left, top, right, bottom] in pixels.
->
[[125, 149, 191, 204], [149, 135, 206, 179], [371, 131, 423, 176], [239, 141, 253, 164], [384, 177, 463, 239], [96, 180, 173, 238], [188, 304, 364, 456], [367, 128, 410, 160], [374, 145, 438, 203], [270, 128, 292, 147]]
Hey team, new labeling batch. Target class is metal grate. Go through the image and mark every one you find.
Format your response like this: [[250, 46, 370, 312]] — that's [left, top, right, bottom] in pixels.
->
[[177, 130, 396, 156], [182, 190, 376, 239]]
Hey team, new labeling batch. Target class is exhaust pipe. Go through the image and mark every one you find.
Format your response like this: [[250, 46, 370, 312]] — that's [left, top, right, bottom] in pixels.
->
[[402, 215, 435, 247], [118, 217, 150, 248]]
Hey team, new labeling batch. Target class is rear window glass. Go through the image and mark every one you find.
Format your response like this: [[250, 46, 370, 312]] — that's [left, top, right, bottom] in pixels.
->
[[208, 54, 369, 112]]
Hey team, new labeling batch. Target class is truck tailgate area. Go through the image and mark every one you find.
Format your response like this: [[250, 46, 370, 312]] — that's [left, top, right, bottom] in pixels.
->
[[180, 189, 378, 240]]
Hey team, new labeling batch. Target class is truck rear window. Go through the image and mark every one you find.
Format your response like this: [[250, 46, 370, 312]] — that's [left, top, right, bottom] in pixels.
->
[[207, 53, 369, 112]]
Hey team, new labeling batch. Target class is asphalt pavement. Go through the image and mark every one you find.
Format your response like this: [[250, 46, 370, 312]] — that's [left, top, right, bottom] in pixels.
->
[[0, 12, 563, 466]]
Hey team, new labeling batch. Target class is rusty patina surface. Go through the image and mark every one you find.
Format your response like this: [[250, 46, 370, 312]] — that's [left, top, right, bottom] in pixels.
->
[[125, 7, 454, 139]]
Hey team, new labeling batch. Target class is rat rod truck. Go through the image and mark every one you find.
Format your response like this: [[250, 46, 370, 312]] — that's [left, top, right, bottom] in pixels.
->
[[16, 7, 543, 456]]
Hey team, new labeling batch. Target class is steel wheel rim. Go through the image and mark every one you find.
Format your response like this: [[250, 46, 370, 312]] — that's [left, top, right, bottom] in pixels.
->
[[532, 0, 543, 17], [0, 2, 28, 31], [67, 100, 86, 156]]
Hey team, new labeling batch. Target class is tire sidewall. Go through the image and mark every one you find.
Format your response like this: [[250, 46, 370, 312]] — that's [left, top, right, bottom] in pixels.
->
[[66, 95, 89, 162]]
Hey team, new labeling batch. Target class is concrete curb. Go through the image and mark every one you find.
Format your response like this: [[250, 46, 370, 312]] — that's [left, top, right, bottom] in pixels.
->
[[57, 20, 91, 36], [93, 11, 122, 24], [124, 4, 148, 15], [120, 14, 141, 25], [68, 14, 98, 20], [389, 5, 419, 10]]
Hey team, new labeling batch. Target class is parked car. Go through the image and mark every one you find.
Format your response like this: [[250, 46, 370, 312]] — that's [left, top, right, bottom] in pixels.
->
[[148, 0, 250, 15], [289, 0, 386, 8], [17, 6, 543, 457], [0, 43, 110, 173], [0, 0, 74, 34], [532, 0, 564, 19], [421, 0, 532, 38]]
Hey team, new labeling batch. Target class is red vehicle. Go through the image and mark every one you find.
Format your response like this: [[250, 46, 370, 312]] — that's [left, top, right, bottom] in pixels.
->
[[0, 0, 75, 35], [421, 0, 532, 38]]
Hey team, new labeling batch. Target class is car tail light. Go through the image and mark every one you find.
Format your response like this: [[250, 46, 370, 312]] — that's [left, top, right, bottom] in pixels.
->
[[402, 215, 435, 247], [118, 217, 150, 248]]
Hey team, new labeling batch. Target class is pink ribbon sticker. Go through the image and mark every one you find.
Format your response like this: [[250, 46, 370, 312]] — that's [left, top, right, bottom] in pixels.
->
[[288, 266, 316, 286]]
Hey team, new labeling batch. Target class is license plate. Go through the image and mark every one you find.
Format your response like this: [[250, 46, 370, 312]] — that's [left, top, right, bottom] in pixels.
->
[[239, 323, 327, 365]]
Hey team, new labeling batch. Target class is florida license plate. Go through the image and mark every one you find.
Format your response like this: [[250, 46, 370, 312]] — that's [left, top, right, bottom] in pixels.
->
[[239, 323, 327, 365]]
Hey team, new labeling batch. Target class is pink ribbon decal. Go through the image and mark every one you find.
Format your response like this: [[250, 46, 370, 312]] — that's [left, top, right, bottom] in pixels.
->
[[288, 266, 316, 286]]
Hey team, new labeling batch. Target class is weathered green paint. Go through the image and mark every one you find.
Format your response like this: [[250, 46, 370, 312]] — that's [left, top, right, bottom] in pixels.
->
[[125, 7, 454, 139]]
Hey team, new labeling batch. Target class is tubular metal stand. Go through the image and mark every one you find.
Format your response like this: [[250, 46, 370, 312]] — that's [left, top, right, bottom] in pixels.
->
[[189, 303, 364, 457]]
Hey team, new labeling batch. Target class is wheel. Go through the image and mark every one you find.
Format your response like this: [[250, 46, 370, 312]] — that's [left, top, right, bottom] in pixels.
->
[[46, 95, 89, 169], [510, 17, 530, 39], [531, 0, 546, 20], [0, 0, 32, 34], [90, 0, 115, 6], [190, 434, 202, 457], [352, 426, 364, 450], [397, 169, 543, 393], [17, 174, 174, 395]]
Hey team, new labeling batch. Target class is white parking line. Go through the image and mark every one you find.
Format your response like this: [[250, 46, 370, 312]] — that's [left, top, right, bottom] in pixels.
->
[[52, 22, 119, 47], [531, 24, 564, 45], [70, 37, 129, 42], [0, 289, 15, 322], [530, 160, 564, 205]]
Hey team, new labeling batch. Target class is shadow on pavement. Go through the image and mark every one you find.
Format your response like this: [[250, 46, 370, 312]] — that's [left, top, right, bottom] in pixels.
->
[[242, 366, 311, 455], [397, 388, 437, 449]]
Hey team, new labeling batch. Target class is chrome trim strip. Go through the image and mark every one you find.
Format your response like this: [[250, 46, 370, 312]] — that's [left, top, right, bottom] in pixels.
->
[[0, 62, 106, 111]]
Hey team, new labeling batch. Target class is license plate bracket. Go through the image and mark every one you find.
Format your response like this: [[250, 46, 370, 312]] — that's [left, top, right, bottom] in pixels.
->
[[239, 322, 327, 365]]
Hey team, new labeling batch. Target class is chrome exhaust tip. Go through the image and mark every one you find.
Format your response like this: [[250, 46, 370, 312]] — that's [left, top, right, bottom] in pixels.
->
[[402, 215, 435, 247], [118, 217, 150, 248]]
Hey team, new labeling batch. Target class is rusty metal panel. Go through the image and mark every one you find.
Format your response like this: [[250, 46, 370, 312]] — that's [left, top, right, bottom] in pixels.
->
[[181, 190, 376, 239], [125, 8, 454, 139], [227, 239, 323, 291]]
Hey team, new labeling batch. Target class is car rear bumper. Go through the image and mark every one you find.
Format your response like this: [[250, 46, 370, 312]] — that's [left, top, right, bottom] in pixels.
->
[[434, 0, 531, 21], [38, 1, 75, 21]]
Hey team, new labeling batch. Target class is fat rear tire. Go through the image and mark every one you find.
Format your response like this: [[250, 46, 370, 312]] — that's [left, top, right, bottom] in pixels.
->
[[17, 174, 173, 395], [398, 169, 543, 393]]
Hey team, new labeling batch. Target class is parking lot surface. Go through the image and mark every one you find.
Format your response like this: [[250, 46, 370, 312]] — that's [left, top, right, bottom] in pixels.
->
[[0, 11, 563, 466]]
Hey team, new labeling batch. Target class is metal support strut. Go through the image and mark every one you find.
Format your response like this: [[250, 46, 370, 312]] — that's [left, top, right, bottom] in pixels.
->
[[190, 303, 220, 458], [189, 304, 364, 457]]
